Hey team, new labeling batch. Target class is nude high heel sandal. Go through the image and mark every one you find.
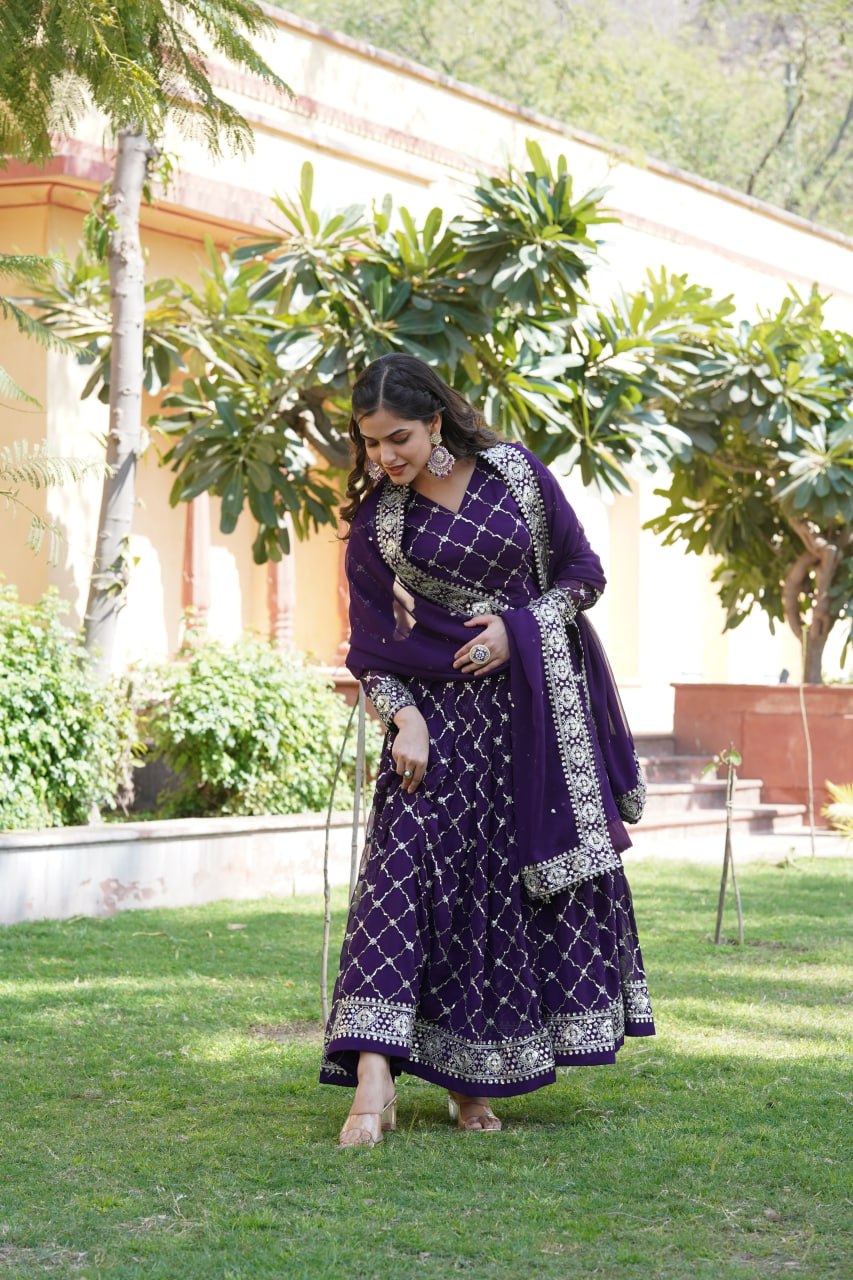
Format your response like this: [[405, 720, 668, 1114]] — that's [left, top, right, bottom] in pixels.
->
[[447, 1091, 502, 1131], [337, 1092, 398, 1148]]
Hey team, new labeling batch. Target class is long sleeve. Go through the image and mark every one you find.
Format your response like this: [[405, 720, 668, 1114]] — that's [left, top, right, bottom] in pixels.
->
[[360, 670, 416, 729], [533, 580, 602, 625]]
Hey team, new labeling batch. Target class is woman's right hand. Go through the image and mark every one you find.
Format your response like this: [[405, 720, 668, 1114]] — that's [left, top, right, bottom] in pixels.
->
[[391, 705, 430, 793]]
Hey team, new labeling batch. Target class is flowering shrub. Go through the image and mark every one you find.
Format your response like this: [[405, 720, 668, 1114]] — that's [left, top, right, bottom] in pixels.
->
[[142, 635, 379, 817], [0, 585, 135, 829]]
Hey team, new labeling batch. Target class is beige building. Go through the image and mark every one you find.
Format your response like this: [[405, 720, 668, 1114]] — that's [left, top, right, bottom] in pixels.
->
[[2, 7, 852, 729]]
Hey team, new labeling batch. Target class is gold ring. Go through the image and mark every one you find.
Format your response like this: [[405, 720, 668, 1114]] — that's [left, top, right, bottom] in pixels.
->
[[468, 643, 491, 665]]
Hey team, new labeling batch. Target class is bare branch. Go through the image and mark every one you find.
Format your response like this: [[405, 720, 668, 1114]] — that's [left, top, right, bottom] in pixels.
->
[[803, 89, 853, 190], [746, 90, 805, 196], [788, 516, 819, 556], [410, 6, 456, 77], [806, 144, 853, 221]]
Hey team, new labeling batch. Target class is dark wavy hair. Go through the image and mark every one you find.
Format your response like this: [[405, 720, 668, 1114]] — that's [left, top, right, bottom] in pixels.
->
[[339, 353, 499, 531]]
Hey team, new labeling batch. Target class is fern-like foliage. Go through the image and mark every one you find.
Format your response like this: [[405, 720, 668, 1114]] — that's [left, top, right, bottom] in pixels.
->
[[0, 1, 292, 163], [0, 253, 55, 285], [0, 293, 80, 354], [1, 439, 108, 560], [0, 439, 105, 492], [0, 368, 39, 406], [1, 251, 83, 404]]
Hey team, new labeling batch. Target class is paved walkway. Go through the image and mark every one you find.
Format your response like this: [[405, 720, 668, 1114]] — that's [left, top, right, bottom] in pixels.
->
[[627, 827, 850, 865]]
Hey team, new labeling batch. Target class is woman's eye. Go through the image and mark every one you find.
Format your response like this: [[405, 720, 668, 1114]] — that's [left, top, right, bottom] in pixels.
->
[[365, 435, 408, 448]]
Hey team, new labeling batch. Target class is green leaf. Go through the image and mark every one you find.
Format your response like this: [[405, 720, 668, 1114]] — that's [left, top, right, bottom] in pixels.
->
[[399, 207, 418, 247], [422, 208, 442, 252], [219, 471, 245, 534], [247, 480, 277, 526], [299, 162, 314, 213], [246, 459, 272, 492], [524, 139, 549, 180]]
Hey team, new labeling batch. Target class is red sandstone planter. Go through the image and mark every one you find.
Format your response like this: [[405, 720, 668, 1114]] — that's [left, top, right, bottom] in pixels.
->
[[673, 682, 853, 826]]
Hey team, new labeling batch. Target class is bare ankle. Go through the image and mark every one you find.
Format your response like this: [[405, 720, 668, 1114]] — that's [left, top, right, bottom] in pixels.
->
[[356, 1051, 391, 1084]]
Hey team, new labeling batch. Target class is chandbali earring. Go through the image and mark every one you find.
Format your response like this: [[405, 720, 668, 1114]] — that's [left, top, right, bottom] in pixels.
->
[[426, 431, 455, 478], [366, 458, 384, 482]]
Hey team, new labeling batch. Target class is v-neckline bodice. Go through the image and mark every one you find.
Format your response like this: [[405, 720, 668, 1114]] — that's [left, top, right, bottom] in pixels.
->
[[408, 455, 479, 517]]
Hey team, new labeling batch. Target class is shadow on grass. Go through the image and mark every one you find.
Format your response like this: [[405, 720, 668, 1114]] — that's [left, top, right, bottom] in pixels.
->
[[0, 859, 849, 1279]]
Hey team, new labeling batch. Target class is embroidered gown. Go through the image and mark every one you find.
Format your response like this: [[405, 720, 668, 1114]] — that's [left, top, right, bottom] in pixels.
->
[[319, 443, 654, 1097]]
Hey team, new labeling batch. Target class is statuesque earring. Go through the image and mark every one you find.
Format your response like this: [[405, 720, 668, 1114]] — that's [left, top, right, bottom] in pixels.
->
[[426, 431, 455, 478], [366, 458, 384, 482]]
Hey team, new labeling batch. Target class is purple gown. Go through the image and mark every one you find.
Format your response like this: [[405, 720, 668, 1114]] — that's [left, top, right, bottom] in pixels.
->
[[320, 443, 654, 1097]]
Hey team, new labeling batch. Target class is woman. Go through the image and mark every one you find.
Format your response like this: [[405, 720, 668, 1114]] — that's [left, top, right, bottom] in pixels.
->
[[320, 353, 654, 1146]]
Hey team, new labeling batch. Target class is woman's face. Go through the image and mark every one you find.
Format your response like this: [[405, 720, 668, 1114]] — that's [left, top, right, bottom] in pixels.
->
[[358, 407, 440, 484]]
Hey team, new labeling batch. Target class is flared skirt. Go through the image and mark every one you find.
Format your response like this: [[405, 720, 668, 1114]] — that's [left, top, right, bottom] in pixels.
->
[[319, 672, 654, 1097]]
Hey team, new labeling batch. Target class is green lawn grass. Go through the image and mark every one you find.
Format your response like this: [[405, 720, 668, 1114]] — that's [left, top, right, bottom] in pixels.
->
[[0, 856, 850, 1280]]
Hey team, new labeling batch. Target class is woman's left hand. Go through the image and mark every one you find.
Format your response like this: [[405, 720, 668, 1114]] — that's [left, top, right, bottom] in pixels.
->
[[453, 615, 510, 676]]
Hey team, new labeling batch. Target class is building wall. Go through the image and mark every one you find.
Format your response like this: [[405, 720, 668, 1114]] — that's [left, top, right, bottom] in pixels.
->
[[1, 8, 851, 723], [0, 199, 52, 604]]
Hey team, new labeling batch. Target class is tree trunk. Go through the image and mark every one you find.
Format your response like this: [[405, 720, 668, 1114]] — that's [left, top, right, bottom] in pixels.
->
[[802, 626, 828, 685], [783, 520, 845, 686], [84, 127, 156, 676]]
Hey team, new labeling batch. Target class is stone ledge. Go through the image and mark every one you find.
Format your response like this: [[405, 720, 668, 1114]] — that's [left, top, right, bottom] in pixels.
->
[[0, 810, 358, 851], [0, 811, 364, 925]]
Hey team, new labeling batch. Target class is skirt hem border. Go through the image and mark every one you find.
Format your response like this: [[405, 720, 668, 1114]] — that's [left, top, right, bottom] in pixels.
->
[[319, 1023, 655, 1095]]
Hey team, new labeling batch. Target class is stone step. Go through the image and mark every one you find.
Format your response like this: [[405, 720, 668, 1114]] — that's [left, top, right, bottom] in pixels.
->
[[640, 753, 721, 783], [630, 802, 806, 842], [644, 778, 765, 814]]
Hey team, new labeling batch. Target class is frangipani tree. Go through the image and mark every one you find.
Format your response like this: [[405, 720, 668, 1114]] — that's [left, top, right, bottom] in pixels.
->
[[25, 143, 733, 566], [646, 288, 853, 683], [25, 143, 738, 567], [231, 149, 722, 490], [0, 0, 289, 673]]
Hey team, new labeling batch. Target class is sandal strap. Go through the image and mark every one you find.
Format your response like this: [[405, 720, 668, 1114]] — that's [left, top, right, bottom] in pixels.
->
[[450, 1096, 496, 1114], [346, 1093, 397, 1119]]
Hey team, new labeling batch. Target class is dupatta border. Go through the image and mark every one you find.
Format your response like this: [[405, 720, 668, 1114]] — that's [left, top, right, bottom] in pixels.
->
[[375, 478, 507, 617], [491, 446, 637, 886], [372, 442, 549, 616], [616, 754, 647, 823], [479, 443, 550, 592], [522, 592, 621, 899]]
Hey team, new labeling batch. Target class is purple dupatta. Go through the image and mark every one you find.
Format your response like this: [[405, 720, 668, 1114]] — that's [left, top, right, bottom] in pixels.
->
[[345, 442, 646, 900]]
